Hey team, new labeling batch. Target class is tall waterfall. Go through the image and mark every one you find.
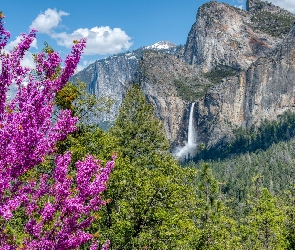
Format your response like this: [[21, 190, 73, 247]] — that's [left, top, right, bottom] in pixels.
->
[[175, 102, 197, 160], [187, 102, 196, 146]]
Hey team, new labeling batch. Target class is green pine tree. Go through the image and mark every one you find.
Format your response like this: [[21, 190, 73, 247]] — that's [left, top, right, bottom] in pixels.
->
[[283, 182, 295, 249], [93, 84, 199, 249], [194, 163, 241, 249], [242, 176, 287, 250], [110, 84, 169, 166]]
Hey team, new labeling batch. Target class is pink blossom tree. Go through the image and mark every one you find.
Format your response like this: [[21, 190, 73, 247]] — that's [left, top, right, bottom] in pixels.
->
[[0, 13, 114, 249]]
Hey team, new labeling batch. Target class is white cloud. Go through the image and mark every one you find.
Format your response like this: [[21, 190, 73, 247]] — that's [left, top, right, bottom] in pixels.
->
[[29, 8, 132, 56], [266, 0, 295, 13], [52, 26, 132, 55], [30, 8, 69, 34]]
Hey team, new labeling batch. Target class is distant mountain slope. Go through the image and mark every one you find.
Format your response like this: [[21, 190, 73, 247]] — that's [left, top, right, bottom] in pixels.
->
[[191, 131, 295, 214], [72, 42, 184, 125]]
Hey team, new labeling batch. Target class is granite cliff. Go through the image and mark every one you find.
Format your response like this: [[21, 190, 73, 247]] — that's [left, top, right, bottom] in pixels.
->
[[73, 0, 295, 154], [133, 50, 211, 143], [73, 42, 183, 126], [183, 0, 293, 73], [194, 24, 295, 147]]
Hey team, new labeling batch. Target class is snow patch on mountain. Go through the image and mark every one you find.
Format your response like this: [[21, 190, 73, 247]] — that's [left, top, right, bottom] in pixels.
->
[[145, 41, 176, 50]]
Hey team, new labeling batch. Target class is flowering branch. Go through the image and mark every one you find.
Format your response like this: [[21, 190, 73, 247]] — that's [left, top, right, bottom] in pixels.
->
[[0, 13, 113, 249]]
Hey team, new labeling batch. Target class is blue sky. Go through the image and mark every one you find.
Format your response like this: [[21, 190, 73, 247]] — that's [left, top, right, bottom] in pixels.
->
[[1, 0, 294, 71]]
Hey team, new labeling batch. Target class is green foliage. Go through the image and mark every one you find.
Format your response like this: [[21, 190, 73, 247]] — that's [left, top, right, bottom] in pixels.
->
[[2, 207, 28, 246], [95, 157, 199, 249], [282, 183, 295, 249], [251, 10, 294, 37], [204, 65, 239, 83], [55, 79, 114, 128], [94, 84, 200, 248], [59, 126, 117, 164], [110, 84, 169, 165], [42, 41, 54, 54], [241, 186, 287, 249], [173, 78, 212, 102], [194, 164, 241, 249]]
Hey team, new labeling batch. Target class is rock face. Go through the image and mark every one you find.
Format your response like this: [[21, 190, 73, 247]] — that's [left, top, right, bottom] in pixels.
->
[[195, 24, 295, 147], [73, 52, 139, 124], [247, 0, 291, 15], [183, 0, 293, 72], [133, 51, 211, 143], [73, 42, 183, 125], [246, 0, 295, 38]]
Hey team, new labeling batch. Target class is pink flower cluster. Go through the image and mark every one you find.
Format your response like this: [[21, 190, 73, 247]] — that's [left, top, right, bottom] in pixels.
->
[[0, 15, 114, 249], [20, 153, 115, 249]]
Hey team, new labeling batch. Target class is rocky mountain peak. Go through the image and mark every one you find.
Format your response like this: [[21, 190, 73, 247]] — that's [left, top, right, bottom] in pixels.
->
[[246, 0, 260, 11], [248, 1, 294, 38], [246, 0, 292, 14], [183, 0, 294, 73]]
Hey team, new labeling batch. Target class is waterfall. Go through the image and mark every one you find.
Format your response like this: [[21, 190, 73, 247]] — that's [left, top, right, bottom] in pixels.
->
[[187, 102, 195, 146], [175, 102, 197, 160]]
